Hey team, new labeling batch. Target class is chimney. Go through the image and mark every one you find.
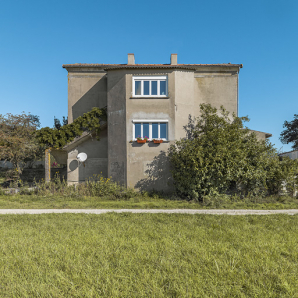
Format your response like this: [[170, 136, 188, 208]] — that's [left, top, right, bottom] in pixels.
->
[[171, 53, 178, 65], [128, 53, 135, 65]]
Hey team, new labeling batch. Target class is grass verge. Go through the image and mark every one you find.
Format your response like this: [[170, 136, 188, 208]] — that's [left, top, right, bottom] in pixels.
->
[[0, 194, 298, 209], [0, 214, 298, 297]]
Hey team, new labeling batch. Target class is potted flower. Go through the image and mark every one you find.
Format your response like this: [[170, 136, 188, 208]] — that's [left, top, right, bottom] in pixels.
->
[[152, 138, 163, 144], [136, 136, 149, 144]]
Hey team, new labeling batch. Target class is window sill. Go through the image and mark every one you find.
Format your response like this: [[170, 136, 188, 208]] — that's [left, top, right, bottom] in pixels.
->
[[130, 96, 169, 99], [129, 140, 170, 143]]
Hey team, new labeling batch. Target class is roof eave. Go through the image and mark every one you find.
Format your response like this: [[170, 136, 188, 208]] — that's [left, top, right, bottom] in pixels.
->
[[62, 64, 243, 71]]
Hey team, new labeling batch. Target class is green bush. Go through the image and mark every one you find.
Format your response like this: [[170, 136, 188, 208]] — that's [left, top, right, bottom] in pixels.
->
[[169, 104, 298, 200]]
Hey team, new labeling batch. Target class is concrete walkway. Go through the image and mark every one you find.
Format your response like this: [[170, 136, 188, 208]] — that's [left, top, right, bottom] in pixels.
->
[[0, 209, 298, 215]]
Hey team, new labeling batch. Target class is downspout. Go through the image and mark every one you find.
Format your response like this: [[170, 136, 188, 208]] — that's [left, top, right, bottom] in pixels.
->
[[237, 64, 243, 117], [237, 71, 239, 117]]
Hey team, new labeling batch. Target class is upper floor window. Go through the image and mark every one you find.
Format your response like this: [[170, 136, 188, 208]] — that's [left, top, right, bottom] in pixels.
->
[[133, 76, 167, 97], [133, 120, 168, 140]]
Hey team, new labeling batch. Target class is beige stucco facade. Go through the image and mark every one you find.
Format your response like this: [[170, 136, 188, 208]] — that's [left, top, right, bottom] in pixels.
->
[[62, 54, 245, 191]]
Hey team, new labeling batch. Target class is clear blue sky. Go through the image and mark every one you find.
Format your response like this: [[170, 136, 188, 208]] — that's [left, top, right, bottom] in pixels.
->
[[0, 0, 297, 152]]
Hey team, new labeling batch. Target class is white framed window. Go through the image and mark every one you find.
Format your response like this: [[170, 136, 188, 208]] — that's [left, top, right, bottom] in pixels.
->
[[132, 120, 168, 140], [132, 76, 168, 97]]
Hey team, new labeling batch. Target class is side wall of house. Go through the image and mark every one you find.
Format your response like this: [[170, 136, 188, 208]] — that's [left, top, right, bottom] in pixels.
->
[[67, 132, 108, 183], [67, 68, 107, 123], [194, 67, 239, 117], [174, 70, 196, 140], [66, 68, 108, 183], [174, 67, 239, 141]]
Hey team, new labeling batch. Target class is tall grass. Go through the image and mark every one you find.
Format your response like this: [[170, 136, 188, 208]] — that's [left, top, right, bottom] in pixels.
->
[[0, 214, 298, 297], [1, 173, 298, 209], [23, 174, 140, 200]]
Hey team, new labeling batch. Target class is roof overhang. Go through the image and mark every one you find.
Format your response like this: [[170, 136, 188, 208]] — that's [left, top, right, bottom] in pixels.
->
[[62, 63, 243, 72], [249, 130, 272, 139]]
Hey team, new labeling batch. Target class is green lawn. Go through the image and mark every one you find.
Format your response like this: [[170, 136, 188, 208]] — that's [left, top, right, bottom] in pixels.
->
[[0, 214, 298, 297], [0, 194, 298, 209]]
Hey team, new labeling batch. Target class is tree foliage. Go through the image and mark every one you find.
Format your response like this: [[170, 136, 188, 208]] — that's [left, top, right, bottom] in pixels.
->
[[53, 116, 68, 130], [169, 104, 298, 200], [280, 114, 298, 150], [0, 112, 42, 176], [35, 107, 107, 149]]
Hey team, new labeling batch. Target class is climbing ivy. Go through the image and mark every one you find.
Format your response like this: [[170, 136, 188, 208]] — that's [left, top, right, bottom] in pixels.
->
[[35, 107, 107, 149]]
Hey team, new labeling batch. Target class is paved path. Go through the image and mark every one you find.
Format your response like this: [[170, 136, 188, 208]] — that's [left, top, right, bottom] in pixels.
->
[[0, 209, 298, 215]]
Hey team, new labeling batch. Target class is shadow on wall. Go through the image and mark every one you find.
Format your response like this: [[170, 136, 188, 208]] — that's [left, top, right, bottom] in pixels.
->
[[183, 114, 197, 140], [72, 75, 107, 120], [69, 160, 78, 171], [135, 115, 198, 192], [135, 151, 173, 193]]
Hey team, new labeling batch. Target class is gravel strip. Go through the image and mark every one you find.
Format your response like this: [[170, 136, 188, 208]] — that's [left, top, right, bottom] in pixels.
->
[[0, 209, 298, 215]]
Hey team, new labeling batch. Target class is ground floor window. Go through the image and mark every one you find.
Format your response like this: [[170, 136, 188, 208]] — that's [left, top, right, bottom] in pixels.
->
[[133, 121, 168, 140]]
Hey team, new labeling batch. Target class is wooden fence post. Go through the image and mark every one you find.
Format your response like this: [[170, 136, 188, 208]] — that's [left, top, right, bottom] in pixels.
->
[[45, 149, 51, 182]]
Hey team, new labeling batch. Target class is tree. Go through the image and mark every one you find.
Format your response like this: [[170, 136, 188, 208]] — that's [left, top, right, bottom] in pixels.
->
[[53, 116, 68, 130], [280, 114, 298, 150], [0, 112, 42, 178], [169, 104, 298, 200]]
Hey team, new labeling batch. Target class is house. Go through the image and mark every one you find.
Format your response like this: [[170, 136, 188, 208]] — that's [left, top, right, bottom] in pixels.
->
[[279, 150, 298, 160], [61, 54, 270, 192]]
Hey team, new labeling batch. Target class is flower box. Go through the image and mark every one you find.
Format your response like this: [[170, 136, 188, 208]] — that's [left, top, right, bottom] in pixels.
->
[[137, 139, 147, 144], [153, 139, 163, 144]]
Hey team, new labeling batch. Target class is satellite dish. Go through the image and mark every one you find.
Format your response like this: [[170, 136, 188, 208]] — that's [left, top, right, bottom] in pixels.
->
[[77, 152, 87, 162]]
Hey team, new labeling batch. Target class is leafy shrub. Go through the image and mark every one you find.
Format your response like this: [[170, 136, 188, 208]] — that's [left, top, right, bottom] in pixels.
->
[[267, 156, 298, 196], [169, 104, 298, 200]]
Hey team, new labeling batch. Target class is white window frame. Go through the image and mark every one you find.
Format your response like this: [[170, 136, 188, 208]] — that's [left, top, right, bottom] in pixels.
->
[[132, 76, 168, 97], [132, 120, 168, 141]]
